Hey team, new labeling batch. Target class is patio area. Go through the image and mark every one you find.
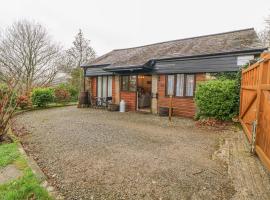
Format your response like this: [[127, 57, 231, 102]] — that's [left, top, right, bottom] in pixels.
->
[[15, 106, 270, 199]]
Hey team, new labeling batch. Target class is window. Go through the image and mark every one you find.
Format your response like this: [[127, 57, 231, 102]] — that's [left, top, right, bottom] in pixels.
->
[[97, 76, 113, 98], [102, 76, 107, 98], [185, 75, 195, 96], [166, 75, 175, 95], [166, 74, 195, 97], [129, 75, 137, 91], [176, 74, 184, 97], [121, 76, 129, 91], [108, 76, 112, 97], [121, 75, 137, 92], [97, 76, 102, 98]]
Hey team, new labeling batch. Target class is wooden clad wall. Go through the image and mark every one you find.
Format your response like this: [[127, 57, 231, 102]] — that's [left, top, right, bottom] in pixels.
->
[[157, 73, 206, 118], [154, 56, 238, 73]]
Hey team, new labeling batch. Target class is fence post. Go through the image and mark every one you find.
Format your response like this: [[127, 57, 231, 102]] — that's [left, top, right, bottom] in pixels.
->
[[169, 95, 173, 121], [239, 69, 244, 118], [254, 56, 265, 148]]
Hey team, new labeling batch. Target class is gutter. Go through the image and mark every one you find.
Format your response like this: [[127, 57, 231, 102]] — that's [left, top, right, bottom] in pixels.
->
[[152, 48, 267, 62], [103, 64, 153, 72], [80, 63, 110, 68]]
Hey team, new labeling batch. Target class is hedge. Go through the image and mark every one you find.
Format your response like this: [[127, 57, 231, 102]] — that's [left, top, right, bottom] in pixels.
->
[[195, 79, 239, 120], [31, 88, 54, 107]]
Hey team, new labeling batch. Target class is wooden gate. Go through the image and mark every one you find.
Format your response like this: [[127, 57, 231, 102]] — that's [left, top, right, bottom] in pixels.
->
[[240, 53, 270, 171]]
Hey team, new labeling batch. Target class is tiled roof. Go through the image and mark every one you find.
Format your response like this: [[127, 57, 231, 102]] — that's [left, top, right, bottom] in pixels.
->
[[83, 28, 265, 68]]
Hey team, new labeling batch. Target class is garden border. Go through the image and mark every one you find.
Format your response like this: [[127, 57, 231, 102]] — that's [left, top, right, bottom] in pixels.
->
[[9, 128, 64, 200]]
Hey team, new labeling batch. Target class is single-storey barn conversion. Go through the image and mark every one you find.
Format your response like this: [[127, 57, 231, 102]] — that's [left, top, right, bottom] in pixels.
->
[[82, 28, 266, 117]]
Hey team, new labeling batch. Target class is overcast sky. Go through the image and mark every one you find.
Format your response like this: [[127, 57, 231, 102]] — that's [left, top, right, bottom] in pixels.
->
[[1, 0, 270, 56]]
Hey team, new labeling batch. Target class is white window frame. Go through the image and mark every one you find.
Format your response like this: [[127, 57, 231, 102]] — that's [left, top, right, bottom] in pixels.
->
[[166, 75, 175, 96], [176, 74, 185, 97], [97, 76, 113, 98], [185, 74, 195, 97], [166, 74, 195, 97]]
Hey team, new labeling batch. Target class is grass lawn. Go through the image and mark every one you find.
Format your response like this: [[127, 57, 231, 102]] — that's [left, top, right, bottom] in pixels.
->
[[0, 143, 52, 200]]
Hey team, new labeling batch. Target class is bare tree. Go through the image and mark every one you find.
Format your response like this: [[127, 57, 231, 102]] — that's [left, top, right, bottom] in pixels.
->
[[0, 20, 61, 94], [59, 29, 96, 91], [67, 29, 96, 69], [259, 15, 270, 49]]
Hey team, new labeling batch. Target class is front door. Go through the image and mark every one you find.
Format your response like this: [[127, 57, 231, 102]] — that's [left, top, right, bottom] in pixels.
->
[[137, 75, 152, 112]]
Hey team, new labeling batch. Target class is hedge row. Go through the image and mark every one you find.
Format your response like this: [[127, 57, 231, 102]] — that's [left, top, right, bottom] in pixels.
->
[[0, 82, 78, 109], [195, 79, 239, 121], [30, 84, 78, 107]]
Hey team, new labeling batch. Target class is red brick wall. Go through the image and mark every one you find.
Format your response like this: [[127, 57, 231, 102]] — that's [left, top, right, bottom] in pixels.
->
[[89, 73, 207, 116], [120, 91, 136, 111], [196, 73, 207, 82], [157, 73, 206, 118], [90, 75, 135, 111], [112, 76, 116, 103], [90, 77, 97, 98]]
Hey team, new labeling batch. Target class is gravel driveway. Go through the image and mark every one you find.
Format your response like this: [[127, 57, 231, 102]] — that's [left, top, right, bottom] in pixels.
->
[[16, 106, 235, 199]]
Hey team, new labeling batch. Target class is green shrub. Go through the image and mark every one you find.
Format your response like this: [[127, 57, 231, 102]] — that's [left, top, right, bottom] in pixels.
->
[[68, 85, 79, 101], [211, 71, 241, 116], [195, 79, 239, 121], [31, 88, 54, 107]]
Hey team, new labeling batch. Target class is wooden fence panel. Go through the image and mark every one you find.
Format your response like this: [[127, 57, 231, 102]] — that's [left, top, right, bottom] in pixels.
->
[[240, 53, 270, 171]]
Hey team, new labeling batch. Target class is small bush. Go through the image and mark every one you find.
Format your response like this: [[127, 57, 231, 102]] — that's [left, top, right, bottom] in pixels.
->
[[68, 85, 79, 101], [56, 83, 78, 101], [17, 95, 29, 109], [0, 84, 17, 107], [195, 79, 239, 121], [0, 82, 18, 140], [31, 88, 54, 107], [54, 87, 71, 103]]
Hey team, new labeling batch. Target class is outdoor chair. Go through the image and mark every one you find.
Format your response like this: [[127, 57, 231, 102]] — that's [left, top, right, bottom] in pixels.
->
[[90, 97, 113, 109]]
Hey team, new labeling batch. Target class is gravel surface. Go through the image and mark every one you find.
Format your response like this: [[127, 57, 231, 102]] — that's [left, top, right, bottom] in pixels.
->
[[15, 106, 235, 200]]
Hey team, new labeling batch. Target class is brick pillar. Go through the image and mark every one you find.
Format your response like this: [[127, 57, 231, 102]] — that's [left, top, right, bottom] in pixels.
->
[[114, 75, 120, 104], [151, 75, 158, 114], [86, 77, 91, 92], [91, 77, 97, 98]]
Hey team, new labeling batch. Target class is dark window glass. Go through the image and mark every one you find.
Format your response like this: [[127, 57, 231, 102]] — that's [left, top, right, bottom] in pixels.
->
[[129, 75, 137, 92], [121, 76, 129, 91], [121, 75, 137, 92]]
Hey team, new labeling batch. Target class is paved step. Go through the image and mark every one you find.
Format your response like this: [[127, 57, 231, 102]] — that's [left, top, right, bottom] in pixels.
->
[[0, 164, 23, 184], [229, 131, 270, 200]]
